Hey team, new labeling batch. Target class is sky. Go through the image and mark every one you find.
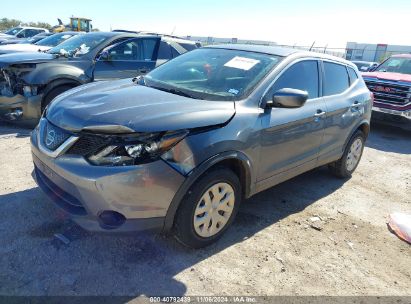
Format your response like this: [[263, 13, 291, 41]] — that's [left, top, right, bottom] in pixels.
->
[[2, 0, 411, 48]]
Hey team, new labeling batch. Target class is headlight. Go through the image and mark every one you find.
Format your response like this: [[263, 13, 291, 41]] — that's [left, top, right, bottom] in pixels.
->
[[88, 130, 189, 166], [23, 85, 37, 97]]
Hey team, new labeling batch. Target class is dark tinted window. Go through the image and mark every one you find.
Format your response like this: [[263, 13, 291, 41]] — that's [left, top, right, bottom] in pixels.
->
[[107, 38, 157, 61], [180, 43, 197, 51], [142, 39, 157, 61], [347, 67, 358, 85], [171, 46, 180, 58], [157, 41, 172, 60], [270, 60, 319, 99], [323, 62, 350, 95]]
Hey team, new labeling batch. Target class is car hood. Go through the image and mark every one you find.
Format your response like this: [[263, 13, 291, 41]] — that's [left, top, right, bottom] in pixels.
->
[[46, 79, 236, 133], [0, 44, 50, 54], [0, 52, 55, 68], [362, 71, 411, 83]]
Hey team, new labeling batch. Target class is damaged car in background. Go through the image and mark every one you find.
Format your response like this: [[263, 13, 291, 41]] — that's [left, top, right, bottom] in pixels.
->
[[0, 32, 198, 125]]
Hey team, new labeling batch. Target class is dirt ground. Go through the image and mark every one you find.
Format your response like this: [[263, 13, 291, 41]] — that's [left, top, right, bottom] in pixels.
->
[[0, 121, 410, 297]]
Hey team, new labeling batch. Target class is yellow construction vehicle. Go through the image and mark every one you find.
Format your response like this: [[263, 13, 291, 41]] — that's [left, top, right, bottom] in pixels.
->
[[52, 17, 93, 33]]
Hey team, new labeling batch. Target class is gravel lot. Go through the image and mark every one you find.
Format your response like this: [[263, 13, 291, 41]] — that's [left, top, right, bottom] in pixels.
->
[[0, 121, 410, 297]]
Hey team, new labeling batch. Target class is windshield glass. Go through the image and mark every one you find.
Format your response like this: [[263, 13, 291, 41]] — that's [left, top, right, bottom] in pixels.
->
[[145, 48, 282, 101], [375, 57, 411, 75], [4, 27, 22, 35], [47, 34, 108, 57], [35, 33, 76, 47]]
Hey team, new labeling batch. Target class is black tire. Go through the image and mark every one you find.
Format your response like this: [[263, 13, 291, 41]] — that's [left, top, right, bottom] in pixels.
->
[[41, 85, 75, 112], [329, 130, 365, 178], [173, 168, 242, 248]]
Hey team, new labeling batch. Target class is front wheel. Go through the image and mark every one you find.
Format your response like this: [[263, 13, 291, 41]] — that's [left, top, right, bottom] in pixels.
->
[[329, 130, 365, 178], [173, 168, 241, 248]]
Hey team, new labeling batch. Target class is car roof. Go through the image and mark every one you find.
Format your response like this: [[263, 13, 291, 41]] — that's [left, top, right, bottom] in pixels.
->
[[206, 44, 298, 56], [19, 26, 48, 30], [83, 31, 140, 38], [205, 44, 354, 65], [391, 54, 411, 58]]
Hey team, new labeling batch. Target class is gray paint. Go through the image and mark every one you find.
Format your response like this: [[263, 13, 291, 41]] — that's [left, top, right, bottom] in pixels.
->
[[31, 46, 372, 233]]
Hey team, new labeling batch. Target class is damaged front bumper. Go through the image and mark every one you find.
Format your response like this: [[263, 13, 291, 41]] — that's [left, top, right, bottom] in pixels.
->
[[0, 92, 43, 126]]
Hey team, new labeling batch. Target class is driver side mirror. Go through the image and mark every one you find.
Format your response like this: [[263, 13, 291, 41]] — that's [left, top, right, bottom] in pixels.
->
[[266, 88, 308, 109], [98, 50, 110, 61]]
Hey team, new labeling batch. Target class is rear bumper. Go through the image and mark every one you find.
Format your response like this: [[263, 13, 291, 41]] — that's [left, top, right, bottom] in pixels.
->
[[0, 93, 43, 126]]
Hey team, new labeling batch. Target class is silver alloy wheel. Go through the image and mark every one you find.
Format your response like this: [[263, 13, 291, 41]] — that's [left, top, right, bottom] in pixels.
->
[[193, 182, 235, 238], [346, 138, 363, 171]]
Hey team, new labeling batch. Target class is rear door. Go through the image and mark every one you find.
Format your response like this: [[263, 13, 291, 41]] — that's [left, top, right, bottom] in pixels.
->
[[93, 37, 159, 81], [258, 60, 327, 181], [318, 61, 364, 162]]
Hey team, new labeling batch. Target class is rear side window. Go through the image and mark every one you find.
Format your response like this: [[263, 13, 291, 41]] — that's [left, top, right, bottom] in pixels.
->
[[157, 41, 173, 60], [323, 62, 350, 95], [180, 43, 197, 51], [347, 67, 358, 85], [270, 60, 319, 99]]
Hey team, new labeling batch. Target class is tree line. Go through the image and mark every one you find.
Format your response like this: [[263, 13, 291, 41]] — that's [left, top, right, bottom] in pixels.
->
[[0, 17, 52, 31]]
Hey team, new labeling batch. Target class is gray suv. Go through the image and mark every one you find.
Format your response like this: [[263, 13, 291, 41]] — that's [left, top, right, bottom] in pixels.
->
[[30, 45, 372, 248]]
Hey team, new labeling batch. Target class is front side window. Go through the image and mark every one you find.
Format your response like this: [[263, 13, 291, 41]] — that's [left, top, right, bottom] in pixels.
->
[[144, 48, 282, 101], [323, 62, 350, 96], [375, 57, 411, 75], [106, 38, 157, 61], [269, 60, 319, 99]]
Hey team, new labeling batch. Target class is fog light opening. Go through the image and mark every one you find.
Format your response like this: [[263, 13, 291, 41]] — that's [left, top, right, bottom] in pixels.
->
[[98, 210, 126, 229]]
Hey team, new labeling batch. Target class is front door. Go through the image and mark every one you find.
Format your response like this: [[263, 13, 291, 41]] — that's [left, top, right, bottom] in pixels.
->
[[258, 60, 326, 181], [93, 38, 159, 81]]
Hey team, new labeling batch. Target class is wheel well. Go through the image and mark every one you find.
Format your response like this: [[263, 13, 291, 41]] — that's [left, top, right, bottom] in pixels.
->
[[42, 80, 81, 107], [207, 158, 248, 199], [358, 123, 370, 138]]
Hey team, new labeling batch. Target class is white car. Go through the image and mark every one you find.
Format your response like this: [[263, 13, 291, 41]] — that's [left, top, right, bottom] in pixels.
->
[[0, 27, 49, 44], [0, 32, 79, 55]]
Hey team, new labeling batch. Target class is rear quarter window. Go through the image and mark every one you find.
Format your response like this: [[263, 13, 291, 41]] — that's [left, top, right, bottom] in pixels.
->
[[347, 67, 358, 85], [323, 62, 350, 96]]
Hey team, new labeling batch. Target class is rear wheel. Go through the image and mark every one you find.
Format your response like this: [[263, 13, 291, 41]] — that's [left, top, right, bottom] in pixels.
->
[[41, 85, 76, 112], [329, 130, 365, 178], [174, 168, 241, 248]]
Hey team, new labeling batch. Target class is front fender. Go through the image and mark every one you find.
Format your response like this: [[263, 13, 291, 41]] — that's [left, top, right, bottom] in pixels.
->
[[21, 63, 91, 85], [162, 150, 253, 232]]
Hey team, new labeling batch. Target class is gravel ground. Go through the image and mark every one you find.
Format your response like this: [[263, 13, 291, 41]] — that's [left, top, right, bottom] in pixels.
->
[[0, 121, 410, 297]]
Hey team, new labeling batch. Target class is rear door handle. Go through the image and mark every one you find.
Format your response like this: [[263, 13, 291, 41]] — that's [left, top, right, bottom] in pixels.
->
[[351, 101, 361, 108]]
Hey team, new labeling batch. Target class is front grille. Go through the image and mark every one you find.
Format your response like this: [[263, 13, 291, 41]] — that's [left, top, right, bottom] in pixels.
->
[[43, 121, 71, 151], [35, 167, 87, 216], [66, 134, 111, 156], [364, 79, 411, 110]]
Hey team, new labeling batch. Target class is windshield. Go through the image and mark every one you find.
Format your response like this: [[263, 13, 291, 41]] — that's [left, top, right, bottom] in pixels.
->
[[35, 33, 76, 47], [4, 27, 22, 36], [144, 48, 282, 101], [375, 57, 411, 75], [47, 34, 108, 57]]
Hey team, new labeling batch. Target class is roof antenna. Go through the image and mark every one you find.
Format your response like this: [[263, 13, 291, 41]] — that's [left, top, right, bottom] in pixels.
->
[[309, 41, 316, 51]]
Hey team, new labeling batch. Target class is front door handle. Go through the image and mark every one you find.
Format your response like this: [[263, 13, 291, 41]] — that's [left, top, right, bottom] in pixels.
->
[[314, 110, 326, 117]]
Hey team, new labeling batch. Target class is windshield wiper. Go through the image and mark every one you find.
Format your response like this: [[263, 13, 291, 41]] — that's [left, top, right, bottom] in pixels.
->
[[150, 85, 201, 99]]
